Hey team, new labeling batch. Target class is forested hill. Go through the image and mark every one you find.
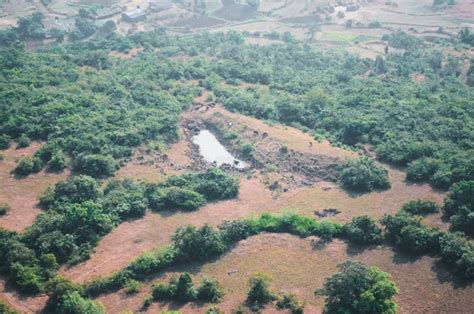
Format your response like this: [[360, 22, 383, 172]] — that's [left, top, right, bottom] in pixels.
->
[[0, 30, 473, 190]]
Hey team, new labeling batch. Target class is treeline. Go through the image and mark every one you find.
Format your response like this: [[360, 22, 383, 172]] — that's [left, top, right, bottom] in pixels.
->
[[85, 191, 474, 300], [0, 168, 237, 295]]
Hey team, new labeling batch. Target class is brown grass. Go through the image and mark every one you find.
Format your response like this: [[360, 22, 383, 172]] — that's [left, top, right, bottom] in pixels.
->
[[0, 142, 69, 232], [62, 107, 445, 282], [95, 234, 474, 314], [0, 278, 48, 313]]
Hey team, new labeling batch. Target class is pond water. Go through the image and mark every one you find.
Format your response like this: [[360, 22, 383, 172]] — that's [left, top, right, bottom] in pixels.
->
[[192, 130, 247, 169]]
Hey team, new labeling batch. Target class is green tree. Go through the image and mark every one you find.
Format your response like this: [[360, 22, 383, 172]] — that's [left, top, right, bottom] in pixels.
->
[[443, 180, 474, 235], [247, 273, 275, 309], [342, 216, 383, 245], [316, 261, 398, 314], [197, 277, 224, 303]]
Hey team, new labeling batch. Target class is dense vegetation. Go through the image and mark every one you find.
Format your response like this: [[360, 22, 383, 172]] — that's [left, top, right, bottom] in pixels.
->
[[0, 168, 236, 308], [1, 22, 472, 189], [316, 261, 399, 314]]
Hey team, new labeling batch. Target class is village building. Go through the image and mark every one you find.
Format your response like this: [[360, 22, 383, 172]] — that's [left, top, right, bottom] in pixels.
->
[[121, 8, 146, 23], [91, 6, 122, 20], [149, 0, 173, 12]]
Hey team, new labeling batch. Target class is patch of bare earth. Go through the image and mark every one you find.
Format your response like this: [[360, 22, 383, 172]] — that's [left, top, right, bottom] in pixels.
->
[[0, 142, 69, 232], [0, 278, 48, 313], [95, 234, 474, 314], [116, 132, 193, 182]]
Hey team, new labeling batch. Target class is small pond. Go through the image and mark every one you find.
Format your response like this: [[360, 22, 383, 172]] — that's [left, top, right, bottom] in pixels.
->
[[192, 130, 247, 169]]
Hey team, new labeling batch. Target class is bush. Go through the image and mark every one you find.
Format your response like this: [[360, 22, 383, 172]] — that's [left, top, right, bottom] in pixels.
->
[[276, 293, 304, 314], [174, 273, 197, 302], [13, 157, 43, 176], [406, 158, 439, 182], [163, 187, 206, 211], [339, 158, 390, 192], [443, 180, 474, 235], [124, 279, 141, 294], [40, 175, 100, 208], [152, 273, 196, 303], [16, 134, 31, 148], [73, 154, 116, 178], [342, 216, 383, 245], [0, 300, 18, 314], [0, 134, 10, 149], [247, 273, 275, 309], [438, 232, 474, 279], [244, 213, 342, 241], [164, 168, 239, 201], [401, 200, 439, 216], [103, 179, 148, 220], [48, 150, 67, 171], [172, 225, 227, 262], [316, 261, 398, 314], [396, 225, 441, 254], [151, 282, 174, 300], [380, 212, 422, 244], [0, 203, 9, 216], [197, 277, 224, 303]]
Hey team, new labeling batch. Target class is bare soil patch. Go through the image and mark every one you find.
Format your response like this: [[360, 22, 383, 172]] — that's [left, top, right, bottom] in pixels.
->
[[0, 142, 69, 232], [0, 278, 48, 313]]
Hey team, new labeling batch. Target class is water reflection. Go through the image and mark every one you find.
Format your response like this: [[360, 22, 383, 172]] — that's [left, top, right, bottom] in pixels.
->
[[192, 130, 247, 169]]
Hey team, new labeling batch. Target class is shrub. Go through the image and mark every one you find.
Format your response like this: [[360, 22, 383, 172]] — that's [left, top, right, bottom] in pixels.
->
[[152, 273, 197, 303], [342, 216, 383, 245], [219, 220, 252, 245], [0, 203, 9, 216], [406, 158, 439, 182], [73, 154, 116, 178], [40, 175, 100, 208], [163, 187, 205, 211], [443, 180, 474, 235], [0, 134, 10, 149], [103, 179, 148, 220], [401, 200, 438, 216], [205, 306, 222, 314], [0, 300, 18, 314], [197, 277, 224, 303], [174, 273, 197, 302], [396, 225, 441, 254], [247, 273, 275, 309], [124, 279, 141, 294], [438, 232, 474, 279], [172, 225, 227, 262], [13, 157, 43, 176], [380, 212, 422, 244], [241, 143, 253, 157], [339, 158, 390, 192], [48, 150, 67, 171], [316, 261, 398, 314], [276, 293, 304, 314], [16, 134, 31, 148], [164, 168, 239, 201]]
